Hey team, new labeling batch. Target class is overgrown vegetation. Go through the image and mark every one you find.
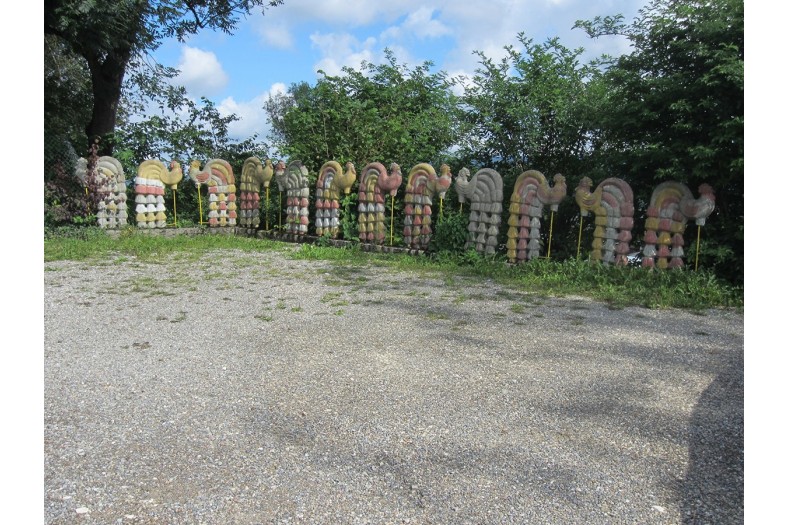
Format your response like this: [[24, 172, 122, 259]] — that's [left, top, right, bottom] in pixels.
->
[[44, 230, 742, 310]]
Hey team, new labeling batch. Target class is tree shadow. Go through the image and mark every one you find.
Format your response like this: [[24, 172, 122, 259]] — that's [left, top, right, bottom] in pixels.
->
[[681, 345, 744, 524]]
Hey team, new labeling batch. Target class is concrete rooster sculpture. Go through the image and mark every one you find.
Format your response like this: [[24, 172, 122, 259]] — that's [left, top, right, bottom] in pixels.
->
[[574, 177, 634, 266], [190, 159, 236, 227], [507, 170, 567, 262], [642, 182, 716, 269], [358, 162, 403, 245]]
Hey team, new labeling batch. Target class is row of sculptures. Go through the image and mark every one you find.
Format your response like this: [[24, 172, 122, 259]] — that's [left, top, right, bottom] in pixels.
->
[[75, 156, 716, 269]]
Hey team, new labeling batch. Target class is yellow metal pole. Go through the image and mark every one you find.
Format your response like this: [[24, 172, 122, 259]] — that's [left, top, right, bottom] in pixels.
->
[[278, 192, 282, 230], [172, 188, 178, 227], [695, 224, 701, 271], [197, 183, 203, 225], [390, 195, 395, 246], [576, 214, 584, 258], [440, 197, 444, 220], [265, 187, 270, 231], [547, 210, 555, 259]]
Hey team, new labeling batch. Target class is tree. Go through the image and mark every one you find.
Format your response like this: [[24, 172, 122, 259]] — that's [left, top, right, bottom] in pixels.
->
[[44, 0, 283, 155], [265, 50, 463, 174], [45, 34, 93, 147], [460, 33, 602, 178], [458, 33, 608, 258], [575, 0, 744, 284]]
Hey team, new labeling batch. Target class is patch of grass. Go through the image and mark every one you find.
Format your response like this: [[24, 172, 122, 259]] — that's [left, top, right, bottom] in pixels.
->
[[43, 229, 743, 310], [255, 314, 273, 322], [425, 310, 448, 321], [46, 228, 287, 263], [452, 294, 469, 304], [291, 306, 303, 313], [321, 292, 344, 303], [510, 303, 526, 314], [276, 300, 286, 310]]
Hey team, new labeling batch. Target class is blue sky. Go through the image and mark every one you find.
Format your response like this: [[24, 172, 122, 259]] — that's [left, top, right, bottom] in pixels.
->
[[150, 0, 648, 141]]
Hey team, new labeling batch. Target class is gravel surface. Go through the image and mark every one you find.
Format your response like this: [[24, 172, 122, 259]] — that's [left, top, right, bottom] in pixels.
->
[[44, 247, 743, 525]]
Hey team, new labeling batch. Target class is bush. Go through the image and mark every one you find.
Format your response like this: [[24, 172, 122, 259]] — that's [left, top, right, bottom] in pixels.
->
[[429, 211, 469, 255]]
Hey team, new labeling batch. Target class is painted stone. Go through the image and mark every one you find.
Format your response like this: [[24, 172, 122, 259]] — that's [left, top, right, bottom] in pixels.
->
[[358, 162, 403, 244], [505, 170, 567, 262], [76, 156, 128, 229], [456, 167, 505, 256], [642, 182, 715, 269], [403, 163, 452, 250], [135, 160, 183, 228], [575, 177, 634, 266], [189, 159, 236, 228], [316, 161, 356, 238], [283, 161, 310, 236]]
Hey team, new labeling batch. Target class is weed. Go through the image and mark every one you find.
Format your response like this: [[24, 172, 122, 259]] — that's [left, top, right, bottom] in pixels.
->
[[425, 310, 449, 321], [321, 292, 343, 303], [452, 294, 468, 304], [510, 303, 525, 314]]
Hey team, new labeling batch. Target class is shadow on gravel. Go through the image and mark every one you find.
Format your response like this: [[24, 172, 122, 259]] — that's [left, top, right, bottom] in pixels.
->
[[681, 345, 744, 525]]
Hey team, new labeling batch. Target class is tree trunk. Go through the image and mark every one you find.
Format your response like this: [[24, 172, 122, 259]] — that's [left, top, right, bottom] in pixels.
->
[[85, 49, 131, 156]]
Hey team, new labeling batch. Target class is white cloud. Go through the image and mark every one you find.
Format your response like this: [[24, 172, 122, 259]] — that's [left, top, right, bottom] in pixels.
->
[[249, 0, 644, 73], [217, 83, 289, 141], [252, 0, 425, 54], [401, 6, 452, 39], [381, 6, 451, 42], [257, 23, 295, 50], [310, 32, 377, 76], [175, 46, 229, 97]]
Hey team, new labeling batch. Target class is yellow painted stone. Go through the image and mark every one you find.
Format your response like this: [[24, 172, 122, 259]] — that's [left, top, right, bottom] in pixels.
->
[[670, 222, 686, 234]]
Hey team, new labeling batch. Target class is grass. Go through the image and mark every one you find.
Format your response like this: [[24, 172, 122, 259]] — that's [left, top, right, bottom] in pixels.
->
[[510, 303, 526, 314], [44, 227, 743, 311], [44, 226, 287, 263]]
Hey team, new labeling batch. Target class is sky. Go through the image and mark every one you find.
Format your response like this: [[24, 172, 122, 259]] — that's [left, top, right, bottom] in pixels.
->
[[150, 0, 649, 142]]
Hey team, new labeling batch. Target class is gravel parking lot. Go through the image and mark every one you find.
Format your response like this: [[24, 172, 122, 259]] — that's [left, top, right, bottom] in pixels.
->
[[44, 247, 743, 524]]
